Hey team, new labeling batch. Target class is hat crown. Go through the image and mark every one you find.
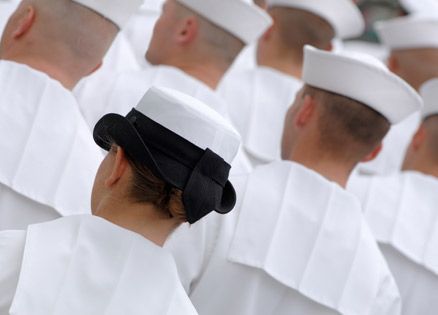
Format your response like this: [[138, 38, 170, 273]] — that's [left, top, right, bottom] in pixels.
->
[[302, 45, 422, 124], [73, 0, 142, 28], [135, 87, 240, 165]]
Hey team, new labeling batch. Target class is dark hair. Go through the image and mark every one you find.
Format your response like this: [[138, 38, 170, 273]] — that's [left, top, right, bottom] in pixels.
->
[[303, 85, 391, 160], [271, 7, 335, 63], [110, 142, 186, 222]]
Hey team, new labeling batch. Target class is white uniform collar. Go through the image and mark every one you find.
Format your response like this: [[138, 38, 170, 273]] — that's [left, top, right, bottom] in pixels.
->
[[10, 215, 197, 315], [228, 161, 400, 314], [0, 61, 102, 217], [241, 67, 302, 164], [350, 171, 438, 276]]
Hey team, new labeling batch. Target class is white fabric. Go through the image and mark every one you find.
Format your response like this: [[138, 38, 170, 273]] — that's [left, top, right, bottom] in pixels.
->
[[74, 32, 140, 129], [376, 15, 438, 50], [356, 112, 421, 176], [420, 78, 438, 118], [0, 230, 25, 314], [267, 0, 364, 39], [348, 172, 438, 314], [168, 161, 401, 315], [219, 66, 302, 166], [0, 0, 17, 35], [122, 0, 164, 66], [349, 172, 438, 277], [400, 0, 438, 15], [137, 86, 241, 165], [0, 61, 102, 231], [73, 0, 142, 29], [303, 45, 422, 124], [0, 215, 197, 315], [176, 0, 272, 44]]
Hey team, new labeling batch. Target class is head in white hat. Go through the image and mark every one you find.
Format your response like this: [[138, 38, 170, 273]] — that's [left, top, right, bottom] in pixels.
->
[[281, 46, 422, 187], [146, 0, 272, 88], [256, 0, 364, 80], [267, 0, 365, 39], [403, 78, 438, 176], [376, 14, 438, 91], [93, 86, 240, 227], [0, 0, 141, 90]]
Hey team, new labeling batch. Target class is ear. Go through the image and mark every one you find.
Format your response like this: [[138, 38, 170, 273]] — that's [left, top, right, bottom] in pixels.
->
[[105, 146, 129, 188], [294, 94, 315, 128], [387, 54, 399, 74], [411, 125, 426, 150], [361, 143, 383, 163], [176, 16, 198, 45], [12, 5, 36, 39]]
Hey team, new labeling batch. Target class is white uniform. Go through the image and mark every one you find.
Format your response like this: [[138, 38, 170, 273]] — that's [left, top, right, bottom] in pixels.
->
[[122, 0, 164, 67], [219, 66, 302, 167], [0, 215, 197, 315], [349, 172, 438, 314], [74, 32, 140, 130], [167, 161, 401, 315], [0, 0, 17, 34], [0, 61, 102, 230]]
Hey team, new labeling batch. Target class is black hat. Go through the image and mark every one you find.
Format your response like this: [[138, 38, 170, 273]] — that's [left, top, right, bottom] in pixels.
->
[[93, 87, 240, 224]]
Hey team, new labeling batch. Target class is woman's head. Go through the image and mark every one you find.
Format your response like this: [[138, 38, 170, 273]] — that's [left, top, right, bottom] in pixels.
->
[[91, 142, 186, 223], [93, 87, 241, 224]]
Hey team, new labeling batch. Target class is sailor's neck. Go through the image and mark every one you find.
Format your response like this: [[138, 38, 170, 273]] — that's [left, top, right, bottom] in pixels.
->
[[94, 197, 180, 247], [403, 163, 438, 179], [289, 153, 353, 188], [159, 60, 229, 90], [257, 57, 302, 80]]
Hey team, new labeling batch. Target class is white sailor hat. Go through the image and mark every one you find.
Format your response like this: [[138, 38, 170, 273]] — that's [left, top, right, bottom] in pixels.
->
[[175, 0, 273, 44], [94, 86, 241, 223], [420, 78, 438, 119], [302, 45, 422, 124], [399, 0, 438, 14], [376, 14, 438, 50], [73, 0, 143, 29], [266, 0, 365, 39]]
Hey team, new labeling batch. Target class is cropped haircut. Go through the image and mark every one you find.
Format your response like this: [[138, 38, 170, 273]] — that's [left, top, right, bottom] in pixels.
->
[[109, 142, 187, 222], [303, 85, 390, 160], [270, 7, 335, 63]]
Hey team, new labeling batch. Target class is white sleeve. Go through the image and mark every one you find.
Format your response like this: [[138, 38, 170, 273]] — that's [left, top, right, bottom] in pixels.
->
[[0, 230, 26, 315]]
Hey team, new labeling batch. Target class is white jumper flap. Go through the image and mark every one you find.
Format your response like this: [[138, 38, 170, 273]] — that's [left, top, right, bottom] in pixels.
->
[[228, 161, 400, 315], [350, 172, 438, 276], [0, 61, 102, 218], [9, 215, 197, 315]]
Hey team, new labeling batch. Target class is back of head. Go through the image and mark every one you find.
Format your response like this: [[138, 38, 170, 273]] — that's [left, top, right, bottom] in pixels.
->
[[304, 85, 390, 162], [376, 14, 438, 90], [0, 0, 119, 86], [269, 7, 335, 63], [147, 0, 245, 69]]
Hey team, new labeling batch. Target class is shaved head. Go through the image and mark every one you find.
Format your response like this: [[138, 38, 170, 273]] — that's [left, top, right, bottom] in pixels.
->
[[0, 0, 118, 88]]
